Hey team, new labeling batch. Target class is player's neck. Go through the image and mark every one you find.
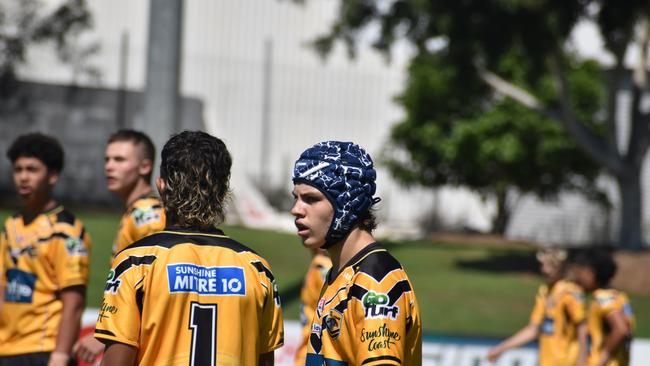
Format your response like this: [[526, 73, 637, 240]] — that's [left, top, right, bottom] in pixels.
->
[[123, 180, 153, 208], [22, 196, 57, 220], [327, 228, 375, 272]]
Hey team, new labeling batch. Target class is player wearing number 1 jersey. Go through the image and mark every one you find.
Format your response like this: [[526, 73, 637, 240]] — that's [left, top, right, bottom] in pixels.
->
[[291, 141, 421, 366], [95, 131, 283, 366]]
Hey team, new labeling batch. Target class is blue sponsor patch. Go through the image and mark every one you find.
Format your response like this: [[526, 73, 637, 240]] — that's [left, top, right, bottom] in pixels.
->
[[167, 263, 246, 296], [623, 302, 634, 316], [5, 269, 36, 303], [541, 316, 554, 334]]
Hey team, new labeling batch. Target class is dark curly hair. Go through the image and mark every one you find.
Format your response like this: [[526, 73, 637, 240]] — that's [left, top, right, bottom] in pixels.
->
[[572, 248, 618, 288], [7, 133, 64, 173], [160, 131, 232, 228]]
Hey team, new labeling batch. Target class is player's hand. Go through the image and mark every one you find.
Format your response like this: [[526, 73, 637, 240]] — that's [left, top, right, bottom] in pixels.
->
[[73, 333, 105, 363], [47, 351, 70, 366], [486, 346, 502, 362]]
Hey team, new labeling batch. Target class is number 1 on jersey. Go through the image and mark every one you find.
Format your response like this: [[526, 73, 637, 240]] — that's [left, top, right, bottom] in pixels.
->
[[189, 302, 217, 366]]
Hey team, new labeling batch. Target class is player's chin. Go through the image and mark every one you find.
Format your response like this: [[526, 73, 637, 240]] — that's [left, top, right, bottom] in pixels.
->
[[302, 237, 326, 250]]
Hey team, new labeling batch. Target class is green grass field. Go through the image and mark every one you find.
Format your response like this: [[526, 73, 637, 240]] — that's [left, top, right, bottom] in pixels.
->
[[2, 208, 649, 338]]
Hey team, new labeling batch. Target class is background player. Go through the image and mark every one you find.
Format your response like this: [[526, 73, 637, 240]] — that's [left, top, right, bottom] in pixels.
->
[[572, 249, 635, 366], [294, 249, 331, 366], [291, 140, 422, 366], [487, 248, 588, 366], [74, 129, 165, 364], [95, 131, 283, 365], [0, 133, 91, 366]]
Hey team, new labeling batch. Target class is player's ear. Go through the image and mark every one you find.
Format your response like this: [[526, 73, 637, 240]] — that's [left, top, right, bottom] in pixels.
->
[[139, 159, 153, 177], [155, 177, 166, 195], [47, 170, 59, 186]]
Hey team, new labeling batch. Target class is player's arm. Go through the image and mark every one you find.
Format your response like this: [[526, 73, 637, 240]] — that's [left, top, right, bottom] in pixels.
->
[[73, 333, 105, 363], [564, 290, 588, 366], [0, 230, 7, 311], [596, 309, 631, 366], [254, 258, 284, 355], [49, 285, 85, 366], [576, 321, 588, 366], [259, 351, 274, 366], [101, 341, 137, 366], [486, 322, 539, 362]]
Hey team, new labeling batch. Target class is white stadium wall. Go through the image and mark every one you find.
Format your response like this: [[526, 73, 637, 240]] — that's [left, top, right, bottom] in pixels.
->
[[17, 0, 650, 245]]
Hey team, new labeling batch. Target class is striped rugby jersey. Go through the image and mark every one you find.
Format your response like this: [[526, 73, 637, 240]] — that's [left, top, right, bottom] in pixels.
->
[[306, 243, 421, 366], [295, 252, 332, 366], [530, 279, 586, 366], [112, 194, 165, 257], [586, 288, 635, 366], [0, 206, 91, 355], [95, 226, 284, 365]]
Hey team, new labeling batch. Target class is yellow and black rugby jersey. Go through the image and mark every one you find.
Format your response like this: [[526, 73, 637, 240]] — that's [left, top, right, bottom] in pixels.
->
[[586, 288, 635, 366], [0, 206, 91, 355], [306, 243, 421, 366], [529, 279, 586, 366], [112, 194, 165, 257], [95, 226, 284, 366], [295, 252, 332, 366]]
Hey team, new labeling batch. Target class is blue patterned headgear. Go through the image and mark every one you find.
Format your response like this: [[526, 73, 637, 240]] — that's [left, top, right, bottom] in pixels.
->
[[293, 141, 380, 248]]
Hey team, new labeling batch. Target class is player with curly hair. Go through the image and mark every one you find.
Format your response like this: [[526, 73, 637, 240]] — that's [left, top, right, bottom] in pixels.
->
[[0, 133, 91, 366], [95, 131, 283, 366], [572, 249, 635, 366]]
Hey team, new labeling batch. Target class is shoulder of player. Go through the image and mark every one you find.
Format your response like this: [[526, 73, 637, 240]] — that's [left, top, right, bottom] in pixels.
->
[[119, 229, 258, 255], [593, 288, 626, 307], [49, 207, 86, 235], [555, 280, 585, 298], [351, 244, 404, 283], [129, 196, 163, 212]]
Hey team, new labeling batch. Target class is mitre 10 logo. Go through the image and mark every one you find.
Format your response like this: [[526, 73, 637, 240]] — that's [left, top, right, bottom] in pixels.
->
[[362, 291, 399, 320]]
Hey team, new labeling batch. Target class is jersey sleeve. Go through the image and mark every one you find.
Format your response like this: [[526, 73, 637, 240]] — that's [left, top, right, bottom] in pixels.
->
[[254, 257, 284, 353], [94, 251, 150, 348], [114, 204, 165, 255], [351, 272, 416, 366], [50, 220, 91, 289], [529, 285, 546, 325], [0, 227, 7, 294], [295, 257, 329, 365], [563, 287, 586, 324]]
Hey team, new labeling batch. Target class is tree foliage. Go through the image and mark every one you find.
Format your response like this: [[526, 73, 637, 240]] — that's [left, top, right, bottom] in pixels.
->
[[314, 1, 650, 247], [0, 0, 95, 92]]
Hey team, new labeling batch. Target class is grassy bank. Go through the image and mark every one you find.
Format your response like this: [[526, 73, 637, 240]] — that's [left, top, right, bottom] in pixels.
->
[[2, 208, 649, 338]]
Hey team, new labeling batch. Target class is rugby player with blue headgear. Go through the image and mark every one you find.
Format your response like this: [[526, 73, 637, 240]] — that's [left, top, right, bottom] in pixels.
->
[[291, 141, 422, 366]]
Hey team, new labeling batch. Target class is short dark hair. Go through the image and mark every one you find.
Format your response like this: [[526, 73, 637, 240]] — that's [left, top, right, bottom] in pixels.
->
[[7, 133, 64, 173], [159, 131, 232, 228], [108, 129, 156, 182], [572, 248, 618, 287], [108, 129, 156, 161], [357, 208, 378, 233]]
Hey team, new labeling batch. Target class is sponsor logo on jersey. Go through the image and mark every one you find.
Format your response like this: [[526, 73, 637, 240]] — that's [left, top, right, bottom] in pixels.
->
[[317, 298, 325, 316], [623, 302, 634, 316], [167, 263, 246, 296], [596, 294, 615, 307], [324, 309, 343, 340], [362, 291, 399, 320], [65, 236, 88, 256], [360, 323, 402, 352], [98, 299, 119, 322], [104, 269, 121, 294], [541, 316, 554, 334], [132, 207, 160, 227], [5, 269, 36, 303]]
